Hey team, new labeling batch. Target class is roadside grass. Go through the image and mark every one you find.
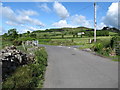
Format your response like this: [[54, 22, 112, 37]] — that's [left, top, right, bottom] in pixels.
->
[[112, 59, 120, 62], [2, 46, 48, 89], [79, 43, 94, 49]]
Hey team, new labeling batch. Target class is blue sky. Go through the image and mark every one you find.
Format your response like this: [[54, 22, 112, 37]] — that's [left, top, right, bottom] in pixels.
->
[[0, 2, 118, 34]]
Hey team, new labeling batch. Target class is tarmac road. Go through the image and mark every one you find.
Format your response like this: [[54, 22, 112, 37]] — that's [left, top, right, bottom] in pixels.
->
[[42, 45, 118, 88]]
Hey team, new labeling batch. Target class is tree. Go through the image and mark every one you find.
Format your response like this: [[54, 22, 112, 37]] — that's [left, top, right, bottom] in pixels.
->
[[102, 27, 109, 30], [2, 33, 8, 38], [27, 31, 30, 37], [7, 29, 18, 40], [2, 33, 8, 40]]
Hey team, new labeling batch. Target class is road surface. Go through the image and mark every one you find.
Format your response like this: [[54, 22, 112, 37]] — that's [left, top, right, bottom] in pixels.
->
[[41, 45, 118, 88]]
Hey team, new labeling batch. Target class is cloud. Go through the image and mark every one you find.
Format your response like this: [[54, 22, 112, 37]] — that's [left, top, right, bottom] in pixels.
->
[[0, 26, 3, 35], [97, 22, 106, 29], [23, 25, 40, 31], [5, 21, 18, 26], [0, 26, 7, 35], [70, 14, 92, 28], [52, 20, 71, 27], [17, 9, 38, 16], [1, 3, 45, 27], [53, 1, 69, 19], [38, 3, 51, 12], [102, 2, 118, 28], [18, 29, 32, 34]]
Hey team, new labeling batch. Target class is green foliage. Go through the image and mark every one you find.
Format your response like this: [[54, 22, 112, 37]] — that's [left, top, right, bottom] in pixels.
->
[[2, 47, 48, 89], [110, 36, 120, 56], [84, 31, 94, 37], [92, 36, 120, 58], [93, 43, 104, 52], [30, 33, 36, 38], [84, 30, 109, 37], [2, 29, 18, 41], [97, 31, 109, 36], [110, 36, 120, 49], [13, 40, 22, 46], [7, 29, 18, 40]]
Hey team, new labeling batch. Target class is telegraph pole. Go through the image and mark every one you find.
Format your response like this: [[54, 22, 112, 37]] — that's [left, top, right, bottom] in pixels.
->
[[94, 2, 97, 42]]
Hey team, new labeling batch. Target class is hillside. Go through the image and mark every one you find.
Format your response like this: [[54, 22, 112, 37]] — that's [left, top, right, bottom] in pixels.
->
[[32, 27, 93, 33]]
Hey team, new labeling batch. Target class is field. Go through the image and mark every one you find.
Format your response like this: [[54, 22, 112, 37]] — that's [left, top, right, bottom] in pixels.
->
[[1, 28, 119, 60]]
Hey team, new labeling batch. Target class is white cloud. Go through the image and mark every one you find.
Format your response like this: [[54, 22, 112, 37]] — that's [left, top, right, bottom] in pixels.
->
[[0, 26, 6, 35], [53, 1, 69, 19], [0, 26, 3, 35], [6, 21, 18, 26], [97, 22, 106, 29], [23, 25, 40, 31], [70, 14, 92, 28], [18, 29, 32, 34], [103, 2, 118, 28], [52, 20, 71, 27], [39, 3, 51, 12], [17, 9, 38, 16], [1, 3, 45, 27]]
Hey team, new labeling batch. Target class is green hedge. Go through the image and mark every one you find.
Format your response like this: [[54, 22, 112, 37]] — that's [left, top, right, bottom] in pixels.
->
[[84, 31, 109, 37], [92, 36, 120, 57], [38, 39, 51, 43]]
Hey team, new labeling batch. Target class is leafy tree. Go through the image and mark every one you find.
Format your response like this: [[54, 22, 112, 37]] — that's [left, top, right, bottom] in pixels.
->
[[102, 27, 110, 30], [2, 33, 8, 38], [26, 31, 31, 37], [18, 34, 22, 37], [7, 29, 18, 40]]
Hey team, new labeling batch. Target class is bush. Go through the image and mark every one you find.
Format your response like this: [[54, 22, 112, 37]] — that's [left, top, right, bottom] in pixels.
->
[[110, 36, 120, 49], [93, 43, 104, 52], [34, 47, 48, 66], [110, 36, 120, 56], [13, 40, 22, 46], [84, 30, 109, 37], [92, 36, 120, 57]]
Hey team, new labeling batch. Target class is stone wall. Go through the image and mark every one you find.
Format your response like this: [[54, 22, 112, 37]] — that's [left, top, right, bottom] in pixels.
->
[[0, 45, 35, 81]]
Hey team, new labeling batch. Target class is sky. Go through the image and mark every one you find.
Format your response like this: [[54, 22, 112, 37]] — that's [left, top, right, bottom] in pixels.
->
[[0, 2, 119, 34]]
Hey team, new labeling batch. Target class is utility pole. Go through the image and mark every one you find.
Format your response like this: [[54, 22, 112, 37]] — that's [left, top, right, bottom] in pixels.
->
[[94, 2, 97, 42]]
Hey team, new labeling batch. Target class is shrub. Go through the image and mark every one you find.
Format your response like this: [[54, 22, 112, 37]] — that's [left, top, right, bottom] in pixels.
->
[[93, 43, 104, 52], [13, 40, 22, 46], [110, 36, 120, 49], [110, 36, 120, 56]]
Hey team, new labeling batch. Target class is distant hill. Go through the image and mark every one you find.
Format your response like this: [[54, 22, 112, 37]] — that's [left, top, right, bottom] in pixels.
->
[[102, 27, 120, 33], [32, 27, 93, 33]]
